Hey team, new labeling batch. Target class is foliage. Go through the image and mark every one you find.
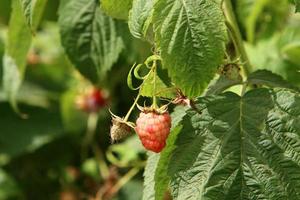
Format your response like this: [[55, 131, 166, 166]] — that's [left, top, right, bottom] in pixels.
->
[[152, 0, 227, 97], [0, 0, 299, 199], [58, 0, 124, 83], [101, 0, 132, 20], [128, 0, 154, 40], [3, 0, 32, 112]]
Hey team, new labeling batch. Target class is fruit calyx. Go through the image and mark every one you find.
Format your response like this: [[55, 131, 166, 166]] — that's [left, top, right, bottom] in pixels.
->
[[137, 104, 168, 115]]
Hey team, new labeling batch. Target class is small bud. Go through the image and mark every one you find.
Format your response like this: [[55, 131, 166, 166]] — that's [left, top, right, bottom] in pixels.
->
[[220, 63, 242, 81], [172, 89, 191, 106]]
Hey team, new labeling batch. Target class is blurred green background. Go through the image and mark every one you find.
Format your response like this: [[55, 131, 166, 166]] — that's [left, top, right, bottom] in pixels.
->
[[0, 0, 300, 199]]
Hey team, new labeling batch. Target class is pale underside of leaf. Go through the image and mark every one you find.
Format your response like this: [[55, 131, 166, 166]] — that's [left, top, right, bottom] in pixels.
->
[[2, 0, 32, 112], [167, 88, 300, 200], [129, 0, 154, 40], [20, 0, 48, 31], [143, 153, 160, 200], [153, 0, 227, 97], [2, 55, 22, 109]]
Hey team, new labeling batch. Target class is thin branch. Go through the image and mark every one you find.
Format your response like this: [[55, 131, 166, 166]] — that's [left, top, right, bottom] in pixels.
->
[[223, 0, 253, 76]]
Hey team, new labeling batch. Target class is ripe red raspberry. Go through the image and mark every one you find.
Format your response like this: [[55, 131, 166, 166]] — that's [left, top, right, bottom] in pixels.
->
[[76, 87, 108, 112], [135, 111, 171, 153], [86, 88, 107, 111]]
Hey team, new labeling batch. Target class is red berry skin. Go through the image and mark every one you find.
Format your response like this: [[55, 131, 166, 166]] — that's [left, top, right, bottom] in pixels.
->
[[76, 88, 107, 112], [86, 88, 107, 112], [135, 112, 171, 153]]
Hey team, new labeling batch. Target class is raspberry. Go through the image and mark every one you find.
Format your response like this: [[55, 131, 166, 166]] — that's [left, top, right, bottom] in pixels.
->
[[110, 116, 133, 142], [135, 110, 171, 153], [76, 87, 108, 112], [86, 88, 107, 111]]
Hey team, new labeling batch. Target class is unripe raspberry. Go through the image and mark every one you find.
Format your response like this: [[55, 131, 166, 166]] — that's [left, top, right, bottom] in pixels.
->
[[135, 110, 171, 153], [110, 117, 133, 142], [219, 63, 242, 81]]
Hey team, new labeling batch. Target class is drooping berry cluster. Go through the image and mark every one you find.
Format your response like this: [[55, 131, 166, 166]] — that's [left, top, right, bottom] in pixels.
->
[[135, 110, 171, 153]]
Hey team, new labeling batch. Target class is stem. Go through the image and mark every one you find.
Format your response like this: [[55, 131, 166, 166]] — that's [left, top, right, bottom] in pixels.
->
[[223, 0, 252, 76], [152, 60, 158, 109], [83, 113, 99, 146], [241, 82, 247, 96], [124, 93, 141, 121], [80, 113, 109, 179], [81, 113, 99, 160], [92, 143, 109, 179], [110, 167, 140, 194]]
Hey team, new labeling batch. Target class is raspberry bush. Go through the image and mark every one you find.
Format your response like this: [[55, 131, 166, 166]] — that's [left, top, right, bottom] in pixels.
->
[[1, 0, 300, 199]]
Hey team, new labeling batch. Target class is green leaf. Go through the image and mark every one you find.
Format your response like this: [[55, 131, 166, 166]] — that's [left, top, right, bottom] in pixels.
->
[[0, 81, 51, 108], [205, 75, 243, 96], [143, 152, 160, 200], [154, 105, 188, 200], [140, 71, 175, 99], [141, 106, 188, 200], [167, 88, 300, 200], [129, 0, 154, 40], [127, 63, 142, 90], [153, 0, 227, 97], [0, 169, 22, 199], [20, 0, 48, 32], [248, 70, 299, 91], [81, 158, 100, 180], [119, 180, 143, 200], [59, 0, 124, 83], [3, 0, 32, 111], [281, 42, 300, 65], [0, 103, 64, 157], [107, 136, 145, 167], [101, 0, 132, 20], [0, 37, 3, 83]]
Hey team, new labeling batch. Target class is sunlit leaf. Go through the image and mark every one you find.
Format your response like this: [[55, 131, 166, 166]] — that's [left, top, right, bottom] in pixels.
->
[[2, 0, 32, 111], [101, 0, 132, 20], [129, 0, 154, 40], [20, 0, 48, 32], [153, 0, 227, 97]]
